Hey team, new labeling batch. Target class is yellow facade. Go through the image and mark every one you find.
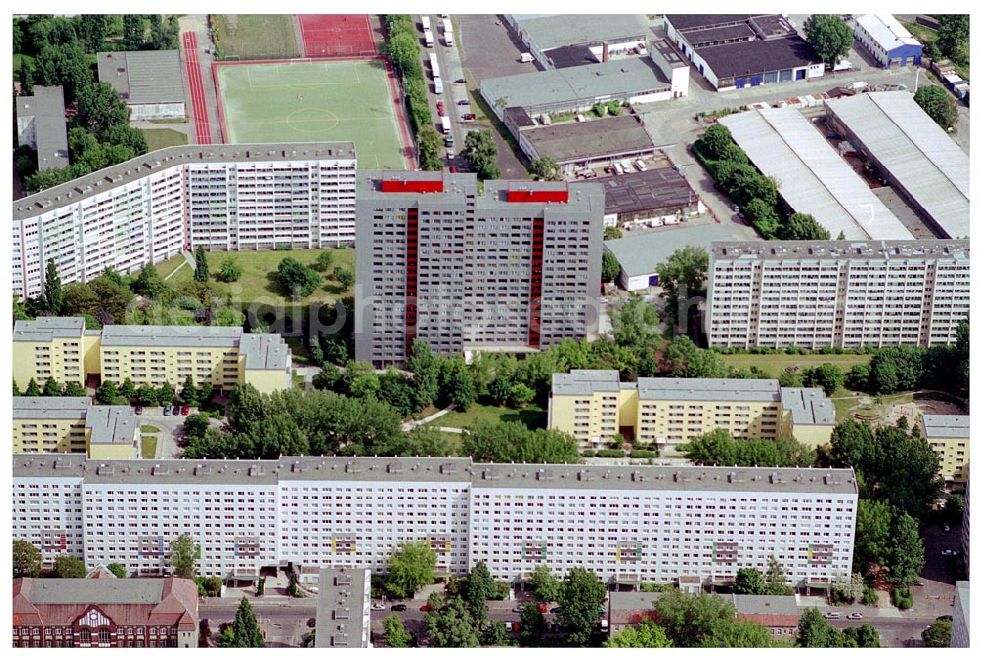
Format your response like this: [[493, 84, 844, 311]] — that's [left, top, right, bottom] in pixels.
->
[[928, 436, 969, 483], [787, 423, 836, 449], [243, 368, 292, 395], [13, 417, 88, 454], [12, 333, 86, 388], [100, 346, 243, 390], [87, 441, 139, 460]]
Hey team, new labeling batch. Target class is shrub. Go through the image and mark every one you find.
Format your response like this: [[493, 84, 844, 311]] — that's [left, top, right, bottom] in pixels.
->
[[892, 587, 913, 609], [596, 449, 626, 458], [629, 450, 657, 459]]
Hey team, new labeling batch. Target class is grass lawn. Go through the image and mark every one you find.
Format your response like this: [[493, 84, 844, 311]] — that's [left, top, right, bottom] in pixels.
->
[[210, 14, 301, 59], [159, 248, 355, 307], [140, 425, 160, 434], [154, 253, 189, 279], [904, 22, 969, 81], [140, 128, 189, 151], [215, 60, 406, 168], [434, 403, 547, 431], [723, 353, 871, 377], [141, 436, 158, 459]]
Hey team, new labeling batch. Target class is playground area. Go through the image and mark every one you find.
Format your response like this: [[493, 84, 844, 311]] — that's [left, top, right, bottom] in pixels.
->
[[834, 391, 966, 427], [213, 58, 411, 169]]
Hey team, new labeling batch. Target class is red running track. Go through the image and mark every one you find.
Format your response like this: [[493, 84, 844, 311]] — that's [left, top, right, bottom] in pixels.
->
[[183, 32, 212, 144]]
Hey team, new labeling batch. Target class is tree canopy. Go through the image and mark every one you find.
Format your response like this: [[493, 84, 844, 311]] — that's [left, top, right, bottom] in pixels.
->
[[385, 541, 437, 598], [914, 85, 958, 130], [606, 619, 672, 647], [804, 15, 853, 66]]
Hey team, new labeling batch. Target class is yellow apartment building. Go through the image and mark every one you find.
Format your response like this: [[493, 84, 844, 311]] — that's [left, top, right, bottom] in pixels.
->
[[13, 397, 139, 459], [548, 370, 835, 448], [921, 414, 969, 483], [13, 319, 292, 395]]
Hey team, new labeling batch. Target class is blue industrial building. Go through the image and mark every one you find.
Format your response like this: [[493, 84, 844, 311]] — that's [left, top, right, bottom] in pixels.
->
[[853, 14, 923, 68]]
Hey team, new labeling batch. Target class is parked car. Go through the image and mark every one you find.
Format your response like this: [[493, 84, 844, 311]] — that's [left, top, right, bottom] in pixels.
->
[[444, 134, 455, 147], [372, 602, 386, 610], [134, 406, 143, 415], [181, 405, 190, 416], [391, 604, 407, 612], [825, 612, 841, 619], [941, 548, 956, 556], [449, 165, 458, 173], [447, 149, 455, 160], [536, 603, 548, 614], [513, 605, 525, 613], [943, 524, 951, 532], [172, 405, 181, 416], [462, 113, 476, 121], [454, 78, 466, 84], [419, 604, 432, 612], [162, 406, 172, 416], [550, 606, 561, 614], [437, 101, 445, 116], [457, 98, 470, 105], [848, 612, 864, 620], [505, 621, 513, 632], [635, 159, 648, 172], [914, 580, 926, 586], [307, 618, 316, 628]]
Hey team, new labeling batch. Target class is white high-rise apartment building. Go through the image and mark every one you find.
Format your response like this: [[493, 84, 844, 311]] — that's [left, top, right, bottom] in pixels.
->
[[707, 240, 970, 349], [13, 455, 857, 587], [13, 143, 357, 298]]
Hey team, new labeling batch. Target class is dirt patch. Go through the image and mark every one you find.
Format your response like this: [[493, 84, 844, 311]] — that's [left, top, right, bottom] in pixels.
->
[[884, 399, 966, 427]]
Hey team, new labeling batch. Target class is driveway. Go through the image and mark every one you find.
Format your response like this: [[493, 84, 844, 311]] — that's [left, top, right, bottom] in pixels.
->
[[138, 408, 221, 459], [200, 597, 315, 647]]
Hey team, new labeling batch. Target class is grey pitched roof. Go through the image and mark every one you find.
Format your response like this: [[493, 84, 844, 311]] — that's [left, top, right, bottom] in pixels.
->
[[921, 414, 969, 439], [731, 593, 800, 615], [13, 317, 86, 342], [12, 455, 860, 495], [605, 224, 743, 279], [16, 85, 69, 169], [314, 568, 369, 648], [97, 50, 184, 105], [85, 406, 139, 445], [21, 578, 169, 605], [781, 388, 835, 426], [14, 397, 91, 421]]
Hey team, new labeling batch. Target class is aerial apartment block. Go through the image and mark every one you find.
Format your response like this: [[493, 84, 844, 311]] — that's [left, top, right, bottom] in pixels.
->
[[548, 370, 835, 448], [707, 240, 970, 349], [13, 318, 291, 394], [12, 143, 357, 298], [355, 171, 603, 367], [13, 455, 858, 589], [921, 414, 969, 484], [14, 397, 139, 459]]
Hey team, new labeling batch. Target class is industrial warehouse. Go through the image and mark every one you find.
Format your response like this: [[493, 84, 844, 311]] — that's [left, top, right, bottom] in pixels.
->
[[504, 14, 650, 70]]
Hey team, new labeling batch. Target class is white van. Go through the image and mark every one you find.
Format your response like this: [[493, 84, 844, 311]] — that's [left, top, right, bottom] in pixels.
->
[[519, 52, 535, 63], [441, 116, 451, 133]]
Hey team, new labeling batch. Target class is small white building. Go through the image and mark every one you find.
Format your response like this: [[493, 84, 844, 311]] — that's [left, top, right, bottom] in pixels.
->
[[853, 14, 923, 69], [97, 50, 186, 121]]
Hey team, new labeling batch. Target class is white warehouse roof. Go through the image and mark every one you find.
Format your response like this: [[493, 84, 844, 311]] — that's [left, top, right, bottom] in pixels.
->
[[825, 92, 969, 239], [719, 108, 912, 241], [855, 14, 921, 53]]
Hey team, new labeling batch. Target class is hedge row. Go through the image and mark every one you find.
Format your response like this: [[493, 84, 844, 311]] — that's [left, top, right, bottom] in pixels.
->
[[383, 15, 441, 170]]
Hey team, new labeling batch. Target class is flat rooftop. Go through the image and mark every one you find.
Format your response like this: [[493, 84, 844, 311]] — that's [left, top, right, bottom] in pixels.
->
[[781, 388, 835, 426], [100, 325, 243, 349], [14, 397, 91, 421], [520, 115, 664, 163], [240, 333, 290, 371], [697, 35, 819, 79], [593, 167, 697, 216], [710, 239, 970, 263], [97, 50, 185, 105], [13, 317, 86, 342], [825, 92, 969, 239], [14, 142, 357, 221], [720, 108, 912, 241], [314, 568, 369, 648], [16, 85, 69, 170], [921, 414, 969, 440], [480, 56, 670, 111], [637, 376, 780, 402], [552, 369, 625, 396], [665, 15, 758, 32], [605, 224, 742, 278], [13, 454, 859, 495], [511, 14, 649, 52], [85, 406, 139, 445]]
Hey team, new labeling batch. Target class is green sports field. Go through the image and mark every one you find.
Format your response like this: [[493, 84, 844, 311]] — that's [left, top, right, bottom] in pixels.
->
[[216, 60, 407, 169]]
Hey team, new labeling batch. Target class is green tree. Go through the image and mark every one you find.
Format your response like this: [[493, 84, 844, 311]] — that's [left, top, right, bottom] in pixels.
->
[[53, 555, 87, 578], [62, 381, 86, 397], [698, 123, 735, 160], [764, 555, 793, 594], [853, 499, 892, 572], [416, 122, 443, 170], [385, 541, 437, 599], [653, 588, 738, 647], [35, 42, 91, 99], [107, 562, 127, 578], [228, 384, 266, 432], [13, 540, 43, 577], [13, 380, 21, 397], [194, 247, 209, 282], [383, 613, 412, 647], [387, 31, 421, 78], [936, 15, 969, 60], [179, 376, 198, 404], [131, 263, 169, 299], [796, 607, 844, 647], [23, 378, 42, 397], [438, 356, 476, 410], [407, 341, 442, 408], [914, 85, 958, 130], [529, 564, 563, 603], [804, 14, 853, 67], [602, 250, 621, 283], [519, 602, 548, 647], [922, 619, 952, 647], [425, 598, 480, 647], [885, 510, 925, 587], [332, 265, 354, 288], [122, 14, 145, 49], [699, 620, 776, 647], [76, 82, 130, 133], [529, 156, 561, 180], [462, 421, 579, 464], [783, 212, 830, 240], [606, 618, 672, 647], [844, 624, 881, 647], [610, 296, 660, 351], [18, 58, 34, 96], [604, 226, 623, 240], [558, 567, 608, 645], [466, 561, 498, 629], [42, 376, 62, 397], [43, 258, 64, 314], [216, 255, 243, 283], [276, 257, 322, 297], [120, 377, 137, 400], [94, 380, 120, 405], [168, 533, 201, 579], [221, 598, 265, 647], [460, 129, 500, 180], [657, 246, 709, 328], [804, 363, 844, 396], [312, 250, 334, 272], [734, 568, 766, 595], [77, 14, 112, 51]]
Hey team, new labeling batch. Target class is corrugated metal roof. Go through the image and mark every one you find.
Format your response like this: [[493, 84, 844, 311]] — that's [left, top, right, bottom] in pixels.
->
[[720, 108, 913, 241], [512, 14, 649, 51], [826, 92, 969, 239], [855, 14, 921, 53], [97, 50, 184, 105]]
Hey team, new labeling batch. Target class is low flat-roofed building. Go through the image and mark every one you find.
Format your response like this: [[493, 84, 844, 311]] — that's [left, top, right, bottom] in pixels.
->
[[506, 14, 650, 70], [97, 50, 185, 120], [16, 85, 69, 170], [719, 107, 912, 241], [854, 14, 922, 68], [314, 567, 371, 648], [13, 577, 199, 648], [595, 167, 704, 230], [950, 580, 969, 647], [921, 414, 969, 483], [781, 388, 836, 448], [604, 224, 746, 291], [480, 56, 673, 119], [516, 115, 670, 175], [664, 15, 824, 90], [825, 92, 969, 239], [84, 406, 139, 460]]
